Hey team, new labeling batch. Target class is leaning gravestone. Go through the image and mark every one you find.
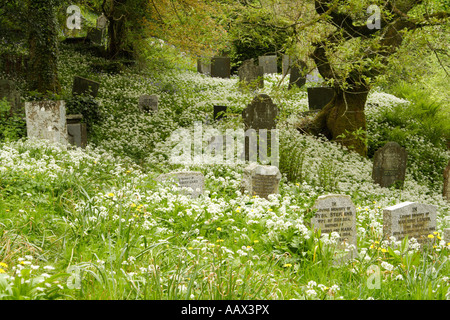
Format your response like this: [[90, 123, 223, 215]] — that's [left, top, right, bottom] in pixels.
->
[[311, 194, 357, 261], [258, 55, 277, 74], [0, 79, 23, 116], [238, 59, 264, 89], [307, 87, 335, 110], [372, 142, 408, 188], [443, 159, 450, 201], [72, 76, 100, 97], [157, 171, 205, 198], [242, 94, 279, 163], [25, 100, 68, 145], [66, 114, 87, 148], [241, 163, 281, 199], [210, 57, 230, 79], [288, 60, 307, 90], [383, 202, 437, 246], [139, 95, 158, 113]]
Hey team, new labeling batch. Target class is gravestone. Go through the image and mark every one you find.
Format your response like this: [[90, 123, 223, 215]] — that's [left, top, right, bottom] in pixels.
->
[[139, 95, 158, 113], [96, 13, 108, 29], [210, 57, 230, 79], [213, 105, 227, 121], [443, 160, 450, 201], [242, 94, 279, 163], [0, 79, 23, 116], [306, 68, 322, 83], [25, 100, 68, 145], [197, 58, 211, 75], [87, 28, 103, 45], [157, 171, 205, 198], [372, 142, 408, 188], [311, 194, 357, 261], [241, 163, 281, 199], [238, 59, 264, 89], [307, 87, 335, 110], [383, 202, 437, 246], [288, 60, 307, 90], [282, 55, 292, 77], [72, 76, 100, 97], [66, 114, 87, 148], [258, 55, 277, 74]]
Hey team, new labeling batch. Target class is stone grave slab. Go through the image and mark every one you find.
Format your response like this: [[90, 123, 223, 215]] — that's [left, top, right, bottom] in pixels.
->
[[157, 171, 205, 198], [210, 57, 230, 79], [383, 202, 437, 246], [311, 194, 357, 261], [307, 87, 335, 110], [238, 59, 264, 89], [288, 60, 307, 90], [66, 114, 87, 148], [25, 100, 68, 145], [241, 163, 281, 199], [139, 94, 158, 113], [372, 142, 408, 188], [72, 76, 100, 97], [282, 55, 292, 77], [258, 55, 277, 74], [444, 228, 450, 244], [197, 58, 211, 75], [444, 159, 450, 201]]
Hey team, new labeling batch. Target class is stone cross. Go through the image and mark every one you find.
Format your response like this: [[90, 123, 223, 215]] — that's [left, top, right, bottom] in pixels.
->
[[383, 201, 437, 246], [25, 100, 68, 145], [372, 142, 408, 188], [241, 163, 281, 199], [311, 194, 357, 261]]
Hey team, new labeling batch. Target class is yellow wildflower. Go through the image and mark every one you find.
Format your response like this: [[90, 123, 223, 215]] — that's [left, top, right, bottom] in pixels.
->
[[107, 193, 114, 198], [283, 264, 292, 268], [0, 269, 5, 274], [216, 227, 222, 231], [428, 234, 434, 239], [0, 262, 7, 268]]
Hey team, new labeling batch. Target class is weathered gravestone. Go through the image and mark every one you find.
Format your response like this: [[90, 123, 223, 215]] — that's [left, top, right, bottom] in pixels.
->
[[372, 142, 408, 188], [139, 95, 158, 113], [87, 28, 103, 45], [288, 60, 307, 90], [383, 202, 437, 246], [210, 57, 230, 79], [443, 159, 450, 201], [242, 94, 279, 163], [66, 114, 87, 148], [258, 55, 277, 74], [213, 105, 227, 121], [72, 76, 100, 97], [282, 55, 292, 77], [311, 194, 357, 261], [238, 59, 264, 89], [157, 171, 205, 198], [197, 58, 211, 75], [241, 163, 281, 199], [444, 228, 450, 244], [306, 68, 322, 83], [307, 87, 335, 110], [96, 13, 108, 29], [0, 79, 23, 116], [25, 100, 68, 145]]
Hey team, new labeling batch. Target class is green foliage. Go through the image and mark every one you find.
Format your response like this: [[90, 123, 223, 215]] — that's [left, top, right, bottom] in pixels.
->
[[65, 95, 102, 132], [0, 98, 26, 142]]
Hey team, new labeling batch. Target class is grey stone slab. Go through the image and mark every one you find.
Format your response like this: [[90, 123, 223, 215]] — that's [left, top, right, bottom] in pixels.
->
[[242, 94, 278, 131], [288, 60, 307, 90], [311, 194, 357, 261], [383, 202, 437, 246], [307, 87, 335, 110], [238, 59, 264, 89], [157, 171, 205, 198], [25, 100, 68, 145], [210, 57, 230, 79], [444, 159, 450, 201], [372, 142, 408, 188], [258, 55, 277, 74], [241, 163, 281, 199], [197, 58, 211, 75], [139, 94, 158, 113], [444, 228, 450, 244], [96, 14, 108, 29], [282, 55, 292, 77], [72, 76, 100, 97], [66, 114, 87, 148]]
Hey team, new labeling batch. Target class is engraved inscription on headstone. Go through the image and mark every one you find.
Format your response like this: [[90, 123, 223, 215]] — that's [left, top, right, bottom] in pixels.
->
[[139, 95, 158, 113], [258, 55, 277, 74], [383, 202, 437, 245], [372, 142, 408, 188], [157, 171, 205, 198], [241, 163, 281, 199], [443, 160, 450, 201], [311, 194, 357, 260], [25, 100, 68, 145], [72, 76, 100, 97], [210, 57, 230, 79]]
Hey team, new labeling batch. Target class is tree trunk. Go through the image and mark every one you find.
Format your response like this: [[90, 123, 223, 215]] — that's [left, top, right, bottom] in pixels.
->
[[27, 0, 60, 96], [106, 0, 128, 59], [305, 88, 369, 157]]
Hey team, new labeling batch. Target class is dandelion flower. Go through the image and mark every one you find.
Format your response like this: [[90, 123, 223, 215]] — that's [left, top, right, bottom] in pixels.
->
[[216, 227, 222, 231]]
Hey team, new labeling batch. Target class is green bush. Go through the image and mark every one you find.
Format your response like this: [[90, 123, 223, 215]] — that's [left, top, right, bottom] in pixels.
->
[[0, 98, 26, 142]]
